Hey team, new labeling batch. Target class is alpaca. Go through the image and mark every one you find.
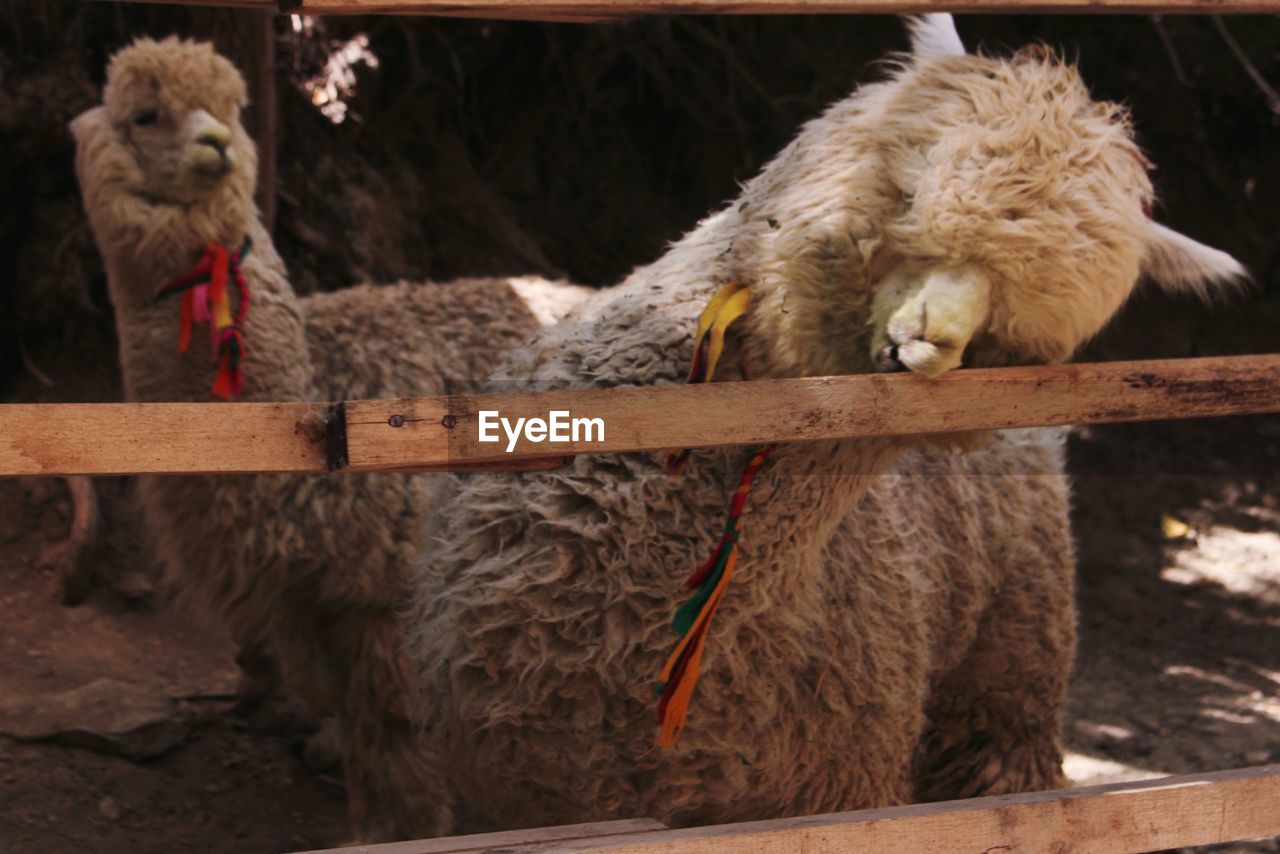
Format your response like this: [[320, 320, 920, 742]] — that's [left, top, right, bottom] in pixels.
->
[[70, 37, 588, 842], [403, 15, 1244, 834]]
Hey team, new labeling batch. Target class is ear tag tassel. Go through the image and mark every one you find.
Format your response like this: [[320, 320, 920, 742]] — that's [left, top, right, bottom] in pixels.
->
[[656, 280, 774, 748], [154, 236, 253, 399]]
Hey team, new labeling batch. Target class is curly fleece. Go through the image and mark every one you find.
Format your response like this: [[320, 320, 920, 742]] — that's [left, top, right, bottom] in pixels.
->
[[403, 43, 1191, 833]]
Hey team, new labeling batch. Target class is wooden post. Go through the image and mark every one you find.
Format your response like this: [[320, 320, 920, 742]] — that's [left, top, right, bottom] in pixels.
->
[[244, 9, 278, 232]]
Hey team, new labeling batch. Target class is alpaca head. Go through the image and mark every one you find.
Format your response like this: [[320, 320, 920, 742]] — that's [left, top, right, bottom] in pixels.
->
[[70, 37, 256, 246], [859, 19, 1245, 377]]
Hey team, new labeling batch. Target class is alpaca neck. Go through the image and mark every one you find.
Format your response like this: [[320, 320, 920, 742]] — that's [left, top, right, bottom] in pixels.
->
[[106, 216, 314, 404], [639, 116, 901, 382], [730, 437, 904, 601]]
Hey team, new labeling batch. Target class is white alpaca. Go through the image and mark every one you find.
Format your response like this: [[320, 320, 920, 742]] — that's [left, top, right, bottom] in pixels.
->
[[402, 15, 1243, 835]]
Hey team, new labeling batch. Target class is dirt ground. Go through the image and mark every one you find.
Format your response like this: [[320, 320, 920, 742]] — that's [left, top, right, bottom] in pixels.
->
[[0, 478, 347, 852], [1, 415, 1278, 853]]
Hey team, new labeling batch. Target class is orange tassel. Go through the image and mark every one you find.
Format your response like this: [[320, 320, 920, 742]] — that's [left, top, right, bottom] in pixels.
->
[[211, 349, 235, 399], [656, 551, 739, 747]]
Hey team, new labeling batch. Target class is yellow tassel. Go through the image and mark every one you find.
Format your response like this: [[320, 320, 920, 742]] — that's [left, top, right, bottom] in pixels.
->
[[694, 280, 748, 341], [665, 282, 754, 474], [703, 287, 752, 381]]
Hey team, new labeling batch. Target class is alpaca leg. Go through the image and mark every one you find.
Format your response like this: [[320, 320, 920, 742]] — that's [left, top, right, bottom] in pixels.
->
[[35, 476, 100, 605], [324, 606, 454, 842], [914, 575, 1075, 801]]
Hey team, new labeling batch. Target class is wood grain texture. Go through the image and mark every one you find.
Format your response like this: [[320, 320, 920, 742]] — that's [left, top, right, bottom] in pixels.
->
[[562, 765, 1280, 852], [4, 356, 1280, 476], [352, 766, 1280, 853], [90, 0, 1280, 16], [342, 354, 1280, 471], [294, 819, 669, 854], [0, 401, 331, 476]]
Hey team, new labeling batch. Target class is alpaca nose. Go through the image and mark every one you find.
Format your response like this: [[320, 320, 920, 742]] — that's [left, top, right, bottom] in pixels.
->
[[191, 110, 232, 156], [198, 136, 226, 156], [196, 127, 230, 156]]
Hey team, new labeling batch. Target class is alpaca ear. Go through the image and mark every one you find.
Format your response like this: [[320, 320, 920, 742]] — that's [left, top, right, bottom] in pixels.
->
[[1141, 222, 1248, 298], [905, 14, 966, 59], [69, 106, 107, 145]]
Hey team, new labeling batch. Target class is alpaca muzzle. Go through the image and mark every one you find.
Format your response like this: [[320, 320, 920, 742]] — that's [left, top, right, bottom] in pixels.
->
[[187, 111, 236, 178], [874, 266, 993, 378]]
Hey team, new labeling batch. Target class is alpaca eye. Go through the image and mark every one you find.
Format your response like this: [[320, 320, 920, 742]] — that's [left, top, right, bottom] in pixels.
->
[[133, 110, 159, 127]]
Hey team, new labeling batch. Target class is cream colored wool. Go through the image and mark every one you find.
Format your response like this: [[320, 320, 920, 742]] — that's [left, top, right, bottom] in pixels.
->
[[71, 37, 589, 842], [405, 17, 1243, 834]]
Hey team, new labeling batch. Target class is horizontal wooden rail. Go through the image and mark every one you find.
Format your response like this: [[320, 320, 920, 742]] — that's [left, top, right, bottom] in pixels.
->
[[307, 765, 1280, 854], [99, 0, 1280, 18], [2, 355, 1278, 476]]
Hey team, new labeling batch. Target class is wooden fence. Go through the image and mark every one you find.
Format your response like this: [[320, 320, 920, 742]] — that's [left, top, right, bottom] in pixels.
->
[[5, 354, 1279, 476], [6, 354, 1280, 850]]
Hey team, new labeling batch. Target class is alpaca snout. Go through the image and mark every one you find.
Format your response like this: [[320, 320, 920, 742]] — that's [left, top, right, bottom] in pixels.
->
[[188, 111, 236, 177], [877, 266, 993, 378], [197, 134, 228, 159]]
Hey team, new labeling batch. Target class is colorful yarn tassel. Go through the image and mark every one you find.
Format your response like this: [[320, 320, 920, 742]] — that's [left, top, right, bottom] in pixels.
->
[[656, 280, 773, 748], [656, 443, 774, 747], [154, 237, 252, 399]]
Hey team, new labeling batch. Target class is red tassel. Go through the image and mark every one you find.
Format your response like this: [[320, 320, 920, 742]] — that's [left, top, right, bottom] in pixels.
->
[[211, 329, 244, 399], [208, 242, 229, 305], [177, 290, 193, 353], [155, 238, 252, 399]]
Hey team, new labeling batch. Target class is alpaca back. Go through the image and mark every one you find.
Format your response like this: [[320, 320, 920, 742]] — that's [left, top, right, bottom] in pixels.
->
[[301, 277, 569, 399]]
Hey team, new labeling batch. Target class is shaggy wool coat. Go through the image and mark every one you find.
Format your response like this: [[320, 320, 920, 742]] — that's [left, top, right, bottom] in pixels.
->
[[404, 47, 1128, 831]]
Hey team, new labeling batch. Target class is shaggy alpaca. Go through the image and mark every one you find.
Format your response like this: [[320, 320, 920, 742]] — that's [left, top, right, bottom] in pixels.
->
[[71, 37, 587, 841], [404, 15, 1243, 833]]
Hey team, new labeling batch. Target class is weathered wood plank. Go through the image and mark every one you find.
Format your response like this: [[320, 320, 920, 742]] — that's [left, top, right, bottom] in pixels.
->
[[368, 766, 1280, 854], [0, 401, 330, 476], [296, 819, 669, 854], [91, 0, 1280, 16], [342, 354, 1280, 471], [4, 356, 1279, 476], [0, 401, 568, 476]]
